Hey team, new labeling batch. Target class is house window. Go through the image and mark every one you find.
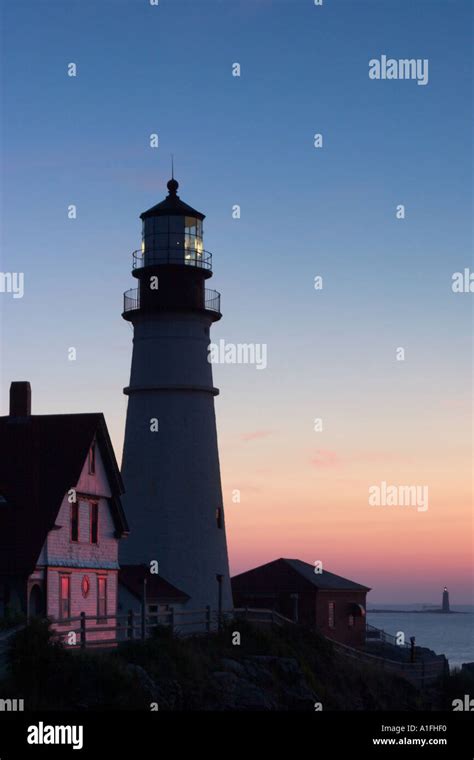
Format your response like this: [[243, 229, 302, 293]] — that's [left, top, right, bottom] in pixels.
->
[[90, 502, 99, 544], [348, 614, 355, 628], [216, 507, 223, 529], [97, 576, 107, 620], [71, 502, 79, 542], [88, 443, 96, 475], [328, 601, 335, 628], [60, 575, 70, 620]]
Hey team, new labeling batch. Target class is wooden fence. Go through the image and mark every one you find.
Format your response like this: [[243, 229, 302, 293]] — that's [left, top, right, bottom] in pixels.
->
[[50, 607, 234, 648], [49, 606, 295, 649], [328, 636, 448, 688], [47, 607, 448, 690], [366, 622, 411, 649]]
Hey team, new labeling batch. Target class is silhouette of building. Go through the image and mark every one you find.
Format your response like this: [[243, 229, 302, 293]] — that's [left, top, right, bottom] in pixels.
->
[[442, 586, 450, 613], [0, 382, 129, 641], [120, 179, 232, 618]]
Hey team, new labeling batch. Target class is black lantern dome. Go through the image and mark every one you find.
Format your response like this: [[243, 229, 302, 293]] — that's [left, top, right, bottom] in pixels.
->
[[138, 178, 207, 271], [123, 179, 220, 322]]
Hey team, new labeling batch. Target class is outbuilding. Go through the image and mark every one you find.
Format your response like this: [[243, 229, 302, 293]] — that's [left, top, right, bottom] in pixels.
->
[[232, 558, 370, 647]]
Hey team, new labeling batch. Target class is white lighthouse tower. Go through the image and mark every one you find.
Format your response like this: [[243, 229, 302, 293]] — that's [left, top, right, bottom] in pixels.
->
[[120, 177, 233, 618]]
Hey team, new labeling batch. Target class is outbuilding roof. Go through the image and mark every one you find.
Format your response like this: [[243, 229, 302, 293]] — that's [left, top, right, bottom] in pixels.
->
[[232, 558, 371, 593], [119, 564, 190, 602]]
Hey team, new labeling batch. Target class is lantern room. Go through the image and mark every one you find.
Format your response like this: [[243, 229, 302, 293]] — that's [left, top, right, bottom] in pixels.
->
[[138, 178, 210, 270], [124, 178, 220, 322]]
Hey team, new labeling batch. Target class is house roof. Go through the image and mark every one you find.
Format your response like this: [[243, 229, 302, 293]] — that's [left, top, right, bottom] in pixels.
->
[[0, 413, 129, 576], [231, 558, 371, 593], [119, 564, 190, 602]]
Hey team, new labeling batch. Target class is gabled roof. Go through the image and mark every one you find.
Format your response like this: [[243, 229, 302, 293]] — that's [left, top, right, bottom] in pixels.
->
[[0, 413, 129, 576], [231, 558, 371, 593], [119, 564, 190, 602]]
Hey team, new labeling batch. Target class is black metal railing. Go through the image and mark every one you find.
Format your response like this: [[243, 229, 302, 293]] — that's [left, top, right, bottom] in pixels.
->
[[123, 288, 139, 312], [203, 289, 221, 313], [366, 623, 410, 649], [123, 287, 221, 315], [132, 248, 212, 271]]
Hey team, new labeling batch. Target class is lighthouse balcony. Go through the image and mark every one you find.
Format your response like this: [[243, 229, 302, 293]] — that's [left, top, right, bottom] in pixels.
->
[[132, 248, 213, 272], [123, 287, 221, 318]]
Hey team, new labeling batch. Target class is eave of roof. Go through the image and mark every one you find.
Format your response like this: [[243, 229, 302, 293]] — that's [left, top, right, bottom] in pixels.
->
[[140, 195, 205, 221]]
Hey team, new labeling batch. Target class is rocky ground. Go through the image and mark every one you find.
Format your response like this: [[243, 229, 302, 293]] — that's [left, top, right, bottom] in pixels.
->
[[128, 654, 319, 711]]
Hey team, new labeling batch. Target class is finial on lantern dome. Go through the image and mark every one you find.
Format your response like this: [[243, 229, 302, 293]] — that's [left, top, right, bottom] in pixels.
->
[[166, 154, 179, 196], [167, 177, 179, 196]]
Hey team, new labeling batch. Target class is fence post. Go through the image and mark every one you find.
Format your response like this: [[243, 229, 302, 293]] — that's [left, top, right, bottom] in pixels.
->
[[141, 578, 147, 641], [80, 611, 86, 649], [127, 609, 134, 640], [205, 605, 211, 633], [217, 574, 223, 631]]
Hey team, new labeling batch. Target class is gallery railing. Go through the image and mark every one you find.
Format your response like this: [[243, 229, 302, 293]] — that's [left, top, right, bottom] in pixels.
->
[[132, 248, 213, 271], [122, 287, 221, 315]]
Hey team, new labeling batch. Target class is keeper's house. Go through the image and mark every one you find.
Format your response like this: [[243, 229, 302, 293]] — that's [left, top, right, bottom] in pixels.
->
[[0, 382, 129, 642], [232, 558, 370, 648]]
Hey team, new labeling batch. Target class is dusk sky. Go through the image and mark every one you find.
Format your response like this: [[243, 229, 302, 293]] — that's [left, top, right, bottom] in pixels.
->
[[1, 0, 472, 603]]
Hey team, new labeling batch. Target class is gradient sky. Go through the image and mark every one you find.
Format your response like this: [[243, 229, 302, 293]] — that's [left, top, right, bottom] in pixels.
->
[[0, 0, 472, 603]]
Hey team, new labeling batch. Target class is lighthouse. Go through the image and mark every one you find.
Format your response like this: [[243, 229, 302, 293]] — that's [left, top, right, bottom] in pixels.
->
[[442, 586, 450, 613], [120, 177, 232, 617]]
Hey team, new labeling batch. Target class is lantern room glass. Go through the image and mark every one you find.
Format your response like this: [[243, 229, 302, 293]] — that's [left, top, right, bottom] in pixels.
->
[[142, 215, 203, 267]]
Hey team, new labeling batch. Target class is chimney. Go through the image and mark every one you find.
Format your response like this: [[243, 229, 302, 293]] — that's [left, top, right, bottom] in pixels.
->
[[9, 381, 32, 417]]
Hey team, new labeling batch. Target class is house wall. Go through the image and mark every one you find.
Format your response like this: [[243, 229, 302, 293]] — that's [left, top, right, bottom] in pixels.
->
[[49, 568, 117, 644], [45, 444, 116, 568], [275, 591, 316, 625], [39, 444, 120, 642], [233, 587, 367, 648], [315, 590, 367, 647]]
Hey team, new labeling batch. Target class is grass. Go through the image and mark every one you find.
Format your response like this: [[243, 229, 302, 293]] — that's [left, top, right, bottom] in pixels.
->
[[0, 618, 455, 711], [0, 612, 25, 632]]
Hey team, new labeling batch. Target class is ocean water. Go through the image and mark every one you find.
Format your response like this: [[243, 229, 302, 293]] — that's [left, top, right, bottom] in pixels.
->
[[367, 605, 474, 669]]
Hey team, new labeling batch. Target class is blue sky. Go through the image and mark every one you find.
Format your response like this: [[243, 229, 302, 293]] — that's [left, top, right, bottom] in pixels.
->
[[0, 0, 472, 600]]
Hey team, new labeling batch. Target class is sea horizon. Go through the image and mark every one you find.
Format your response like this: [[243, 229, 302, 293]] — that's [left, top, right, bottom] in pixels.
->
[[367, 605, 473, 669]]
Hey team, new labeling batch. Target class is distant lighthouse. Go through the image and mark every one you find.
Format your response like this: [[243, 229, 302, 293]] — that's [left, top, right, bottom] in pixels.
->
[[120, 178, 232, 616], [442, 586, 450, 613]]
